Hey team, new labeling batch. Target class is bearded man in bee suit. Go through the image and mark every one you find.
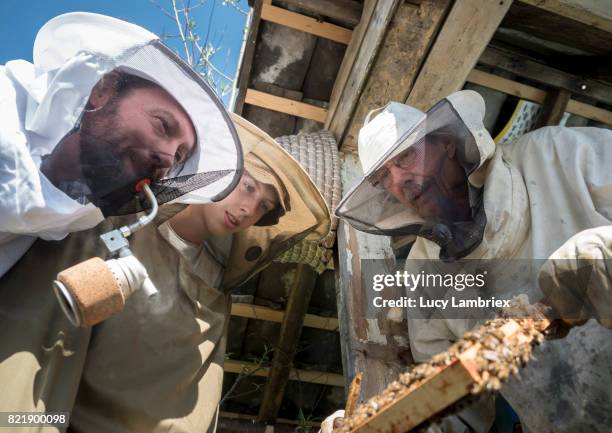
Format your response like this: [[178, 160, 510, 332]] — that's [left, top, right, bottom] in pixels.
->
[[0, 111, 331, 433], [335, 90, 612, 433], [0, 12, 243, 278]]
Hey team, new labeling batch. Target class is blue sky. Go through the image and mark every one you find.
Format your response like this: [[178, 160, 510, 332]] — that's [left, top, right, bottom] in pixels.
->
[[0, 0, 250, 105]]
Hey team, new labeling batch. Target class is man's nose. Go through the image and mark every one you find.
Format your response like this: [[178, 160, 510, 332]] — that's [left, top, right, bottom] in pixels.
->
[[150, 151, 175, 169], [152, 138, 185, 168], [385, 165, 416, 202]]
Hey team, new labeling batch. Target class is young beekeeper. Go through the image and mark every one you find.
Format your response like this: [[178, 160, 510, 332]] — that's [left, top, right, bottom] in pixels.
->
[[334, 90, 612, 433], [0, 12, 242, 277], [0, 113, 330, 433]]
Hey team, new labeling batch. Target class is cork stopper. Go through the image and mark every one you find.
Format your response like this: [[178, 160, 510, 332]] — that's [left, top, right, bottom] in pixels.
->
[[55, 257, 125, 327]]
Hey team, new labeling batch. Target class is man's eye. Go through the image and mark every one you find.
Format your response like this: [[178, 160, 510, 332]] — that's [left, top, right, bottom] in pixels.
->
[[370, 170, 389, 187], [156, 117, 169, 135]]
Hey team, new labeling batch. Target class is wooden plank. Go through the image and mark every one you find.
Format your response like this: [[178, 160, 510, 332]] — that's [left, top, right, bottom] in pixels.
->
[[261, 3, 352, 44], [467, 69, 546, 103], [326, 0, 401, 143], [258, 264, 318, 423], [340, 0, 452, 152], [518, 0, 612, 35], [231, 303, 339, 331], [502, 2, 612, 56], [224, 359, 345, 387], [245, 88, 328, 122], [220, 411, 319, 428], [278, 0, 363, 28], [566, 99, 612, 125], [479, 45, 612, 105], [324, 0, 376, 134], [467, 69, 612, 125], [336, 153, 411, 400], [535, 88, 572, 127], [233, 0, 264, 115], [406, 0, 512, 110]]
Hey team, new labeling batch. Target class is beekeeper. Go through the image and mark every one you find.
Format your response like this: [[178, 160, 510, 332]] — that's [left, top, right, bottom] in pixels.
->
[[335, 91, 612, 433], [0, 113, 330, 433], [0, 12, 242, 278]]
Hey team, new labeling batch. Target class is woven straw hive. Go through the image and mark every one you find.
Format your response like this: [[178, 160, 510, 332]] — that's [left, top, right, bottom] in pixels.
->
[[274, 130, 341, 273]]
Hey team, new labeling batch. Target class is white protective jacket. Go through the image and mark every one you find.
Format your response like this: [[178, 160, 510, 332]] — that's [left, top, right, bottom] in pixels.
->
[[407, 105, 612, 432], [0, 13, 242, 277]]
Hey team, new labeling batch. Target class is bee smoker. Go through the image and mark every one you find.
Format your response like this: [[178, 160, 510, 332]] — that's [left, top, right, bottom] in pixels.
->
[[53, 182, 159, 328]]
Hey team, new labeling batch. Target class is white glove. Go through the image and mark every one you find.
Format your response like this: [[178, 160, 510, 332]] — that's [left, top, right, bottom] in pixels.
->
[[538, 226, 612, 329], [319, 409, 345, 433]]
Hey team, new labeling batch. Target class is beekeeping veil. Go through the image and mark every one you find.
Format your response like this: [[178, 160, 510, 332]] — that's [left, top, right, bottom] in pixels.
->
[[335, 91, 495, 260], [11, 12, 241, 219], [221, 114, 330, 289]]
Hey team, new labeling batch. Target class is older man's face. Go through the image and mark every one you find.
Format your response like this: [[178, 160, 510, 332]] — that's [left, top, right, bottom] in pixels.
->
[[370, 134, 470, 222], [79, 83, 196, 197]]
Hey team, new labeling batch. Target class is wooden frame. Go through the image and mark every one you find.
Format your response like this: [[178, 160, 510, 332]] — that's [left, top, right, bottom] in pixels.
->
[[326, 0, 400, 142], [347, 320, 545, 433], [224, 359, 344, 387], [261, 3, 352, 44], [233, 0, 264, 115], [518, 0, 612, 33], [479, 45, 612, 105], [245, 89, 328, 122], [231, 303, 339, 331], [258, 264, 318, 422], [278, 0, 363, 29], [467, 69, 612, 124], [406, 0, 512, 110]]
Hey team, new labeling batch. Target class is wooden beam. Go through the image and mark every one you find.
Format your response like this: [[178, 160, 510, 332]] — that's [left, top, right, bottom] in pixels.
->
[[220, 411, 319, 428], [467, 69, 612, 125], [245, 88, 328, 122], [224, 359, 344, 387], [260, 3, 352, 44], [406, 0, 512, 110], [567, 99, 612, 125], [518, 0, 612, 34], [467, 69, 546, 102], [535, 88, 572, 127], [502, 2, 612, 57], [325, 0, 401, 143], [278, 0, 363, 28], [479, 45, 612, 105], [257, 264, 318, 423], [234, 0, 264, 115], [339, 0, 452, 152], [231, 303, 339, 331], [336, 154, 411, 400]]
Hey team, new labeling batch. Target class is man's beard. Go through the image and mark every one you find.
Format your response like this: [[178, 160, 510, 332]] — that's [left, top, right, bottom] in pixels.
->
[[78, 100, 143, 207]]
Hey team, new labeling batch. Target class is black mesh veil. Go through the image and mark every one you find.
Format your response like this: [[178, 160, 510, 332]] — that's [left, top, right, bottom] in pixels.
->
[[336, 99, 486, 259]]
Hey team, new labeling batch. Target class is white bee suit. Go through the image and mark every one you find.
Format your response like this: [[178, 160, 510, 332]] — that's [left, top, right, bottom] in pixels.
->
[[406, 105, 612, 431], [0, 12, 242, 277]]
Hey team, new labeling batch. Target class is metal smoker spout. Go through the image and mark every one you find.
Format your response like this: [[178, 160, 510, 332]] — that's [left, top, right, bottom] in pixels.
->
[[53, 182, 160, 328]]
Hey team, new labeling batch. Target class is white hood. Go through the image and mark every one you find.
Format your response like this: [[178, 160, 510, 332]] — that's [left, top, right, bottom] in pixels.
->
[[0, 12, 242, 276]]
